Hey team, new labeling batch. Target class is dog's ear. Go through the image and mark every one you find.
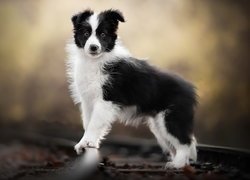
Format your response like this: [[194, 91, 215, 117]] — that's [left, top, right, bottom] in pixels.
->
[[71, 9, 94, 28], [103, 9, 125, 23]]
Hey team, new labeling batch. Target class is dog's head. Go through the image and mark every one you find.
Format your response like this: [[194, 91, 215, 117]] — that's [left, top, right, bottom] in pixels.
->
[[71, 9, 125, 58]]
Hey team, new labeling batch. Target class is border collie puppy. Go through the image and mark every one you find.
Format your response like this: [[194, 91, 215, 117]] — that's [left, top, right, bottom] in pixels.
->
[[66, 9, 197, 168]]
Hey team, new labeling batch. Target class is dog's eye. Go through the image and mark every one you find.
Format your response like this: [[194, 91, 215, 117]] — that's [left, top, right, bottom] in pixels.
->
[[100, 33, 106, 38], [84, 32, 90, 37]]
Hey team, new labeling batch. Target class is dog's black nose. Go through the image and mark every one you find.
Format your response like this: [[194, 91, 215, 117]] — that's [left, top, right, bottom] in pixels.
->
[[90, 45, 99, 52]]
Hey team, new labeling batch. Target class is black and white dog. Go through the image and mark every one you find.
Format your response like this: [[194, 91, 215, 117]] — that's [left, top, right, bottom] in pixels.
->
[[66, 9, 197, 168]]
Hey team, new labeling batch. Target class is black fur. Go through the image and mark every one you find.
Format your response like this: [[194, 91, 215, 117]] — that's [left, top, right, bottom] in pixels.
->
[[98, 9, 125, 23], [72, 10, 93, 48], [102, 58, 197, 144], [97, 10, 125, 52], [71, 9, 94, 28]]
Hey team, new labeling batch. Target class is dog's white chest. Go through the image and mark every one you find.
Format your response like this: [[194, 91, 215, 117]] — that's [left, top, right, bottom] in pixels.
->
[[74, 59, 106, 104]]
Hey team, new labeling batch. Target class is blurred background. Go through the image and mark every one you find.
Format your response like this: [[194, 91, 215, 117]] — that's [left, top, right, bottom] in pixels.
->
[[0, 0, 249, 149]]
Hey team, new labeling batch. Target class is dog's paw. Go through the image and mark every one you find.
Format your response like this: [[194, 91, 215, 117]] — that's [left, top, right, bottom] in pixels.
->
[[165, 159, 188, 169], [165, 162, 175, 169], [74, 142, 84, 155], [81, 140, 98, 148], [74, 140, 98, 154]]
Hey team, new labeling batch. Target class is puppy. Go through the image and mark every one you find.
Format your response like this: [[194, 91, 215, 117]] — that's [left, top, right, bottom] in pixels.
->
[[66, 9, 197, 168]]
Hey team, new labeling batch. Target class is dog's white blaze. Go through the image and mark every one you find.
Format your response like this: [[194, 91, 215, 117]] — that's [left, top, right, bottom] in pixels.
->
[[84, 13, 101, 56], [88, 13, 99, 33]]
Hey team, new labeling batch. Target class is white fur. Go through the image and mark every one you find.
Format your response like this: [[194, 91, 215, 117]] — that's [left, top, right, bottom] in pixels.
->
[[66, 12, 196, 168], [118, 106, 147, 127], [88, 14, 99, 33], [84, 14, 102, 58]]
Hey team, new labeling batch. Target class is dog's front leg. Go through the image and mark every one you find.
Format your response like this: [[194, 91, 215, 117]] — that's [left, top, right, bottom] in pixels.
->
[[74, 100, 116, 154], [80, 102, 92, 130]]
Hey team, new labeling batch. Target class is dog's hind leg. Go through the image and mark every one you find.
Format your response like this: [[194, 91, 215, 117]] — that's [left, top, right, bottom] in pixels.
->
[[147, 116, 176, 161], [148, 110, 197, 168], [162, 106, 197, 168]]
